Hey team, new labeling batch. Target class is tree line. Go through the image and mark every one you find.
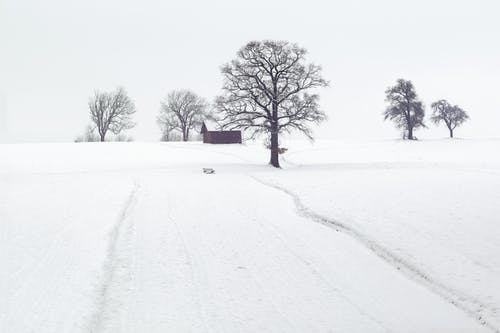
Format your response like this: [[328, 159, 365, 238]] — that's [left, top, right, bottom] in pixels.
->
[[384, 79, 469, 140], [76, 40, 470, 167]]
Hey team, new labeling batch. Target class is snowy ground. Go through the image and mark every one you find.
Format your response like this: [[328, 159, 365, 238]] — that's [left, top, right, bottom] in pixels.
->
[[1, 139, 499, 332]]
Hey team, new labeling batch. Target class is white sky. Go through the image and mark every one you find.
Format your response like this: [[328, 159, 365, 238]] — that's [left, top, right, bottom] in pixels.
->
[[1, 0, 499, 143]]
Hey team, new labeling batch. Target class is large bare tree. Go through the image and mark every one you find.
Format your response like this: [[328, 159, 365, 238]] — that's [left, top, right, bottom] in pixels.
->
[[431, 99, 469, 138], [158, 90, 207, 141], [214, 40, 328, 167], [89, 87, 136, 142], [384, 79, 425, 140]]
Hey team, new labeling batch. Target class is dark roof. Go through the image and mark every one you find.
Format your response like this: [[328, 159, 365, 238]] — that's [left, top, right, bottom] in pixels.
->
[[200, 122, 208, 134], [203, 130, 241, 144]]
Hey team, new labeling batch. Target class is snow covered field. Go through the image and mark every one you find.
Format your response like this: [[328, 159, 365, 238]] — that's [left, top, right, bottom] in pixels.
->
[[1, 139, 499, 332]]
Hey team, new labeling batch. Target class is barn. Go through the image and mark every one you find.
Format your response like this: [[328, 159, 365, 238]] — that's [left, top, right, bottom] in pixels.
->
[[200, 122, 242, 144]]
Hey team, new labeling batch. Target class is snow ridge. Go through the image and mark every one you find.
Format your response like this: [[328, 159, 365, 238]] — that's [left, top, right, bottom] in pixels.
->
[[251, 176, 499, 333], [86, 181, 140, 333]]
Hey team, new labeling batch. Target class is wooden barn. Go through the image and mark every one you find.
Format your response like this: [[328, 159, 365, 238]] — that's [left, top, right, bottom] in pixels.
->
[[200, 122, 242, 144]]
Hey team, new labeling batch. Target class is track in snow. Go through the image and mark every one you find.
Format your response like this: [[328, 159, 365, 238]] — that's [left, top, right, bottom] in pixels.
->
[[87, 181, 140, 333], [251, 176, 499, 333], [3, 142, 495, 332]]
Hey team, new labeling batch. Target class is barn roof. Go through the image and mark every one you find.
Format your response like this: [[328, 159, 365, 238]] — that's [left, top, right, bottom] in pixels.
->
[[200, 122, 208, 134]]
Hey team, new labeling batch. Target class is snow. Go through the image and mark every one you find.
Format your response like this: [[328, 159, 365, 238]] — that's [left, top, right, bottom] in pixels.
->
[[1, 139, 499, 332]]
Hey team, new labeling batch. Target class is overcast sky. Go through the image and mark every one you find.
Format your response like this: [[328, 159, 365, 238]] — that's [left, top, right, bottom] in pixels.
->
[[1, 0, 499, 143]]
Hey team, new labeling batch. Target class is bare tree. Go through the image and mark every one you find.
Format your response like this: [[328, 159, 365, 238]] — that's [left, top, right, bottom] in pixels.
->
[[158, 124, 183, 142], [431, 100, 469, 138], [157, 115, 176, 142], [214, 40, 328, 167], [114, 133, 134, 142], [158, 90, 207, 142], [384, 79, 425, 140], [74, 124, 99, 142], [89, 87, 136, 142]]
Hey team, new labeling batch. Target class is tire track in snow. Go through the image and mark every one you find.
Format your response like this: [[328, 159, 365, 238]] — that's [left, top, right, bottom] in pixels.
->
[[251, 176, 499, 333], [249, 210, 391, 332], [167, 201, 215, 333], [86, 181, 140, 333]]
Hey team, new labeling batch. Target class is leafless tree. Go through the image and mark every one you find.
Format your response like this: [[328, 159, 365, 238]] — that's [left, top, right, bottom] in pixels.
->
[[89, 87, 136, 142], [214, 40, 328, 167], [157, 116, 176, 142], [431, 100, 469, 138], [384, 79, 425, 140], [159, 127, 172, 142], [158, 90, 207, 142], [159, 125, 183, 142], [74, 124, 99, 142]]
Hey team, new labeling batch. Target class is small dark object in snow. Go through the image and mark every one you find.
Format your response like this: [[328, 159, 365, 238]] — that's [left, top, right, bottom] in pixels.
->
[[203, 168, 215, 174]]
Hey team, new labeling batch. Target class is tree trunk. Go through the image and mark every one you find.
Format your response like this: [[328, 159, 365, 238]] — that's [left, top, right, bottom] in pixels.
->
[[407, 126, 414, 140], [100, 133, 105, 142], [269, 82, 281, 168], [269, 90, 280, 168], [182, 129, 188, 142], [449, 127, 454, 138], [270, 127, 280, 168]]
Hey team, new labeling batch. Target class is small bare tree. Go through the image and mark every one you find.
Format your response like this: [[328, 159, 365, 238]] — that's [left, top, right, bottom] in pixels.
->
[[214, 40, 328, 167], [431, 100, 469, 138], [157, 114, 176, 142], [74, 124, 100, 143], [384, 79, 425, 140], [158, 90, 207, 142], [89, 87, 136, 142]]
